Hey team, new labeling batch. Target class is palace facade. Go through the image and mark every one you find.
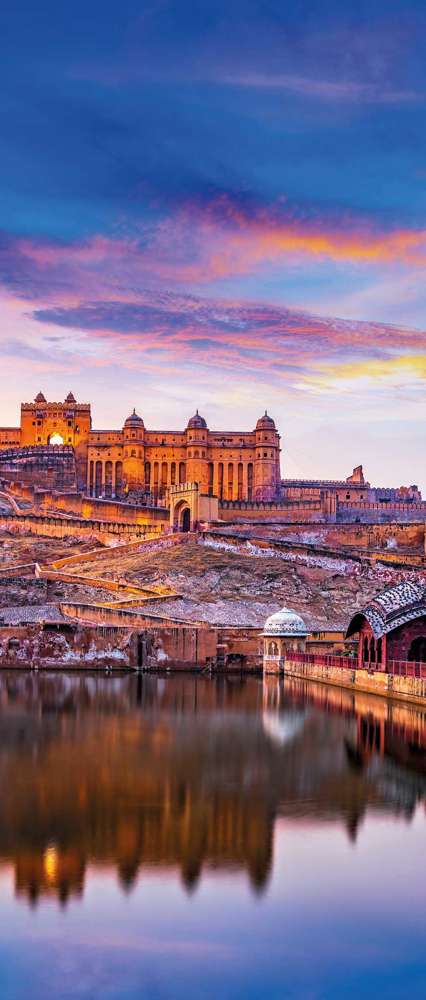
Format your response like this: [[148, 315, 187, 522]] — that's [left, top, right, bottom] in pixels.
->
[[0, 392, 282, 501]]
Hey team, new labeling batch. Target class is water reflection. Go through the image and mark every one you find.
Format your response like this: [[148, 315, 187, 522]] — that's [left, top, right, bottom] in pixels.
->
[[0, 672, 424, 909]]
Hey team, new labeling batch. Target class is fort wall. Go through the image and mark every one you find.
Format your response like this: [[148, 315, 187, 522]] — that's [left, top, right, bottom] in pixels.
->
[[0, 513, 161, 544]]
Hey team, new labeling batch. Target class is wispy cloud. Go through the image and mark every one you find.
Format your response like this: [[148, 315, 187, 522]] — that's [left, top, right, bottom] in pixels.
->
[[222, 74, 422, 104]]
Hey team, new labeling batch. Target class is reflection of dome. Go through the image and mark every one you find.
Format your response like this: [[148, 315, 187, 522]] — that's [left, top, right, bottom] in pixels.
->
[[64, 391, 76, 403], [187, 410, 207, 430], [262, 710, 306, 746], [35, 391, 46, 403], [256, 411, 276, 431], [263, 607, 309, 637], [124, 408, 144, 428]]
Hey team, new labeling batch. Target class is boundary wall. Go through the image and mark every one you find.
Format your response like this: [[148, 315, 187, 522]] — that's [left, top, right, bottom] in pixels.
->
[[282, 655, 426, 706]]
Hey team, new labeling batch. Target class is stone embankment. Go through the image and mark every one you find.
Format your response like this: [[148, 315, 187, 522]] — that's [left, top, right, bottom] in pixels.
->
[[282, 655, 426, 707]]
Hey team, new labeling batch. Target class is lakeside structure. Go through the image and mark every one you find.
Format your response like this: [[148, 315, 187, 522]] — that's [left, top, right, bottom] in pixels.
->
[[262, 583, 426, 704]]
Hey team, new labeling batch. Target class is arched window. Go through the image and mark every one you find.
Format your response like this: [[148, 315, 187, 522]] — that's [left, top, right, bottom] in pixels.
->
[[115, 461, 123, 495], [218, 462, 224, 500], [408, 636, 426, 663], [104, 460, 113, 498], [179, 462, 186, 484], [227, 462, 234, 499], [268, 641, 278, 656], [247, 463, 253, 501], [237, 462, 243, 500], [95, 460, 102, 497], [170, 462, 176, 486], [363, 636, 369, 663], [377, 637, 382, 663], [370, 637, 376, 663], [144, 461, 150, 489], [208, 462, 214, 495]]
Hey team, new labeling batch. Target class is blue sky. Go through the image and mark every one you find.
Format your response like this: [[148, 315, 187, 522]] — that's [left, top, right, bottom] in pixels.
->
[[0, 1, 425, 487]]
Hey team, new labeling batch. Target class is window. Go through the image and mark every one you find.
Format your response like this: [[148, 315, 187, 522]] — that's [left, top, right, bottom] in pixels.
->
[[238, 462, 243, 500], [247, 463, 253, 501], [218, 462, 224, 499]]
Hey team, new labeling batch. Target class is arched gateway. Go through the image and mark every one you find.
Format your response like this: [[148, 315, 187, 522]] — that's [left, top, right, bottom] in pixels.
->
[[169, 482, 218, 533]]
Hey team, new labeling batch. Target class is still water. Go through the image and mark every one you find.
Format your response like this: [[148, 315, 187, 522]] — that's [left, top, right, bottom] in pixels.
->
[[0, 671, 424, 1000]]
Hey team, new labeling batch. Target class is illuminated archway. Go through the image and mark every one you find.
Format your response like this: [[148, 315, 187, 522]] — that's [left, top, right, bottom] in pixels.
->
[[49, 433, 64, 446]]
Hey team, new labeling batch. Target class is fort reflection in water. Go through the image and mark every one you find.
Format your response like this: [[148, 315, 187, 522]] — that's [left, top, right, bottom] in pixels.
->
[[0, 672, 424, 909]]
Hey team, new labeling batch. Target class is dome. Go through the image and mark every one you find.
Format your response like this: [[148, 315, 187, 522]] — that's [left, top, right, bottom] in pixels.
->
[[65, 391, 76, 403], [34, 391, 46, 403], [187, 409, 207, 430], [256, 411, 276, 430], [124, 408, 144, 428], [263, 607, 309, 637]]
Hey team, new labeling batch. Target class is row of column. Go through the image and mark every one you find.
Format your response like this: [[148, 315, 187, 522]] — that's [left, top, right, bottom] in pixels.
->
[[208, 461, 254, 501], [87, 458, 256, 500]]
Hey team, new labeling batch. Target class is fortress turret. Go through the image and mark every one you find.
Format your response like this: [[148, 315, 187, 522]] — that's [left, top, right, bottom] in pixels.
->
[[185, 411, 209, 492], [254, 412, 281, 500], [122, 409, 145, 492]]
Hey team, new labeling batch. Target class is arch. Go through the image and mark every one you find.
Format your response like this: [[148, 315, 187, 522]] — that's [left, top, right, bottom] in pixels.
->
[[181, 507, 191, 532], [173, 499, 192, 532], [247, 462, 253, 501], [369, 637, 375, 663], [95, 460, 102, 497], [179, 462, 186, 484], [237, 462, 243, 500], [208, 462, 214, 495], [218, 462, 224, 500], [363, 636, 369, 663], [153, 462, 159, 495], [104, 460, 113, 498], [49, 432, 64, 446], [227, 462, 234, 499], [115, 460, 123, 495], [408, 636, 426, 663], [144, 461, 151, 490], [268, 640, 279, 656]]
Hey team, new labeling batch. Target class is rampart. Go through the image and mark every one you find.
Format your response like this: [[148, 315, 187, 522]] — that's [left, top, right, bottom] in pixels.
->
[[219, 497, 426, 524], [0, 513, 161, 543]]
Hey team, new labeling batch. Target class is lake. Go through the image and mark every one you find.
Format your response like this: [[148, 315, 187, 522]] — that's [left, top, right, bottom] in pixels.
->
[[0, 671, 424, 999]]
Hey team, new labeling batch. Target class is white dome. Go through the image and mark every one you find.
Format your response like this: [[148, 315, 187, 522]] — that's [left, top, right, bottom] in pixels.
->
[[263, 607, 309, 637]]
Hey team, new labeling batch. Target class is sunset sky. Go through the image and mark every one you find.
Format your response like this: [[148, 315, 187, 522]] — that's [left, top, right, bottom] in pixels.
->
[[1, 1, 425, 489]]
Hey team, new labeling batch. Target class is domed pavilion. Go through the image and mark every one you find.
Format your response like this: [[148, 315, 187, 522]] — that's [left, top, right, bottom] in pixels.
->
[[262, 607, 309, 674]]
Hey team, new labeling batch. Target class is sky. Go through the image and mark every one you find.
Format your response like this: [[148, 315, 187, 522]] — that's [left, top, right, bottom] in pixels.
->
[[0, 1, 425, 489]]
